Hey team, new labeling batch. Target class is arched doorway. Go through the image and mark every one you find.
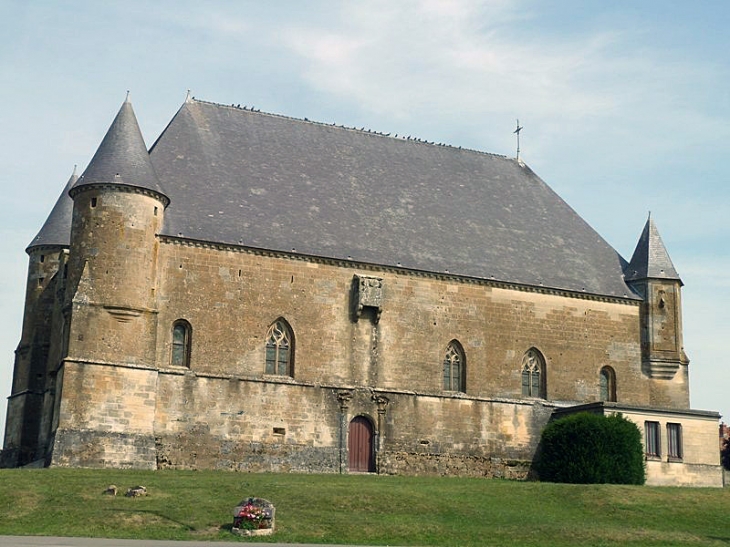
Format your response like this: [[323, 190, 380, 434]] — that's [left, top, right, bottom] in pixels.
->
[[348, 416, 375, 472]]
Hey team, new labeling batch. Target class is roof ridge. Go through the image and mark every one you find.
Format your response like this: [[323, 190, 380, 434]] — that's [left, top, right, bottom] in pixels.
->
[[188, 97, 508, 160]]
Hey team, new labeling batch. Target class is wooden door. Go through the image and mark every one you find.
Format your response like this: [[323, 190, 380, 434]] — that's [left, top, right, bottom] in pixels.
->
[[348, 416, 374, 472]]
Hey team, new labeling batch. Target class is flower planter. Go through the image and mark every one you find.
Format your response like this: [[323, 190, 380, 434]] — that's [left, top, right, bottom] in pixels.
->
[[231, 497, 275, 537]]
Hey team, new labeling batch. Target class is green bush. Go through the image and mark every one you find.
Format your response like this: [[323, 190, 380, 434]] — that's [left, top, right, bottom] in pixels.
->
[[535, 412, 645, 485]]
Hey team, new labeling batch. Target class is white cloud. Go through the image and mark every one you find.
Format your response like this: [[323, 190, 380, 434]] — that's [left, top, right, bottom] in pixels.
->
[[273, 0, 729, 173]]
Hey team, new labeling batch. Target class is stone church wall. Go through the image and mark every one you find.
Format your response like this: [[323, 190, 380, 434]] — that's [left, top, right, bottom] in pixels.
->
[[50, 361, 157, 468], [155, 241, 645, 402], [154, 371, 341, 471], [136, 239, 650, 474]]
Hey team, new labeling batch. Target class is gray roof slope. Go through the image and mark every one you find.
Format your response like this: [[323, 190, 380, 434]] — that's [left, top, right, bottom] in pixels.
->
[[148, 99, 633, 298], [71, 97, 168, 202], [27, 168, 78, 251], [624, 216, 681, 283]]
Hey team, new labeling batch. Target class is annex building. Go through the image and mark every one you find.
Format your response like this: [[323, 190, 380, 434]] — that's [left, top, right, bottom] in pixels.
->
[[2, 96, 723, 486]]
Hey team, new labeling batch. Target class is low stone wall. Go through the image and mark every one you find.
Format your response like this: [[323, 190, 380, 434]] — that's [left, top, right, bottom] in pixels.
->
[[50, 430, 156, 469], [379, 451, 531, 479], [155, 435, 340, 473], [724, 468, 729, 487]]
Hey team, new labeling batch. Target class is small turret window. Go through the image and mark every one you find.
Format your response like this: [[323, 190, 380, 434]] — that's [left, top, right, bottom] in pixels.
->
[[91, 197, 98, 208], [171, 320, 192, 368]]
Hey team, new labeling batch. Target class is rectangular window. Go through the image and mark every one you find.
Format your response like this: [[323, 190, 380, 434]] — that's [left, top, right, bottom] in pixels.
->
[[644, 421, 661, 458], [667, 423, 683, 460]]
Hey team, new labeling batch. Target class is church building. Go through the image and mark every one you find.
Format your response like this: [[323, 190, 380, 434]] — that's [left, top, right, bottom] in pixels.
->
[[2, 96, 722, 486]]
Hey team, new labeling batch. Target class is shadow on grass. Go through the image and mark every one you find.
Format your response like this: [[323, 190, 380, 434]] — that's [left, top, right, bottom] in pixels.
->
[[112, 508, 197, 531]]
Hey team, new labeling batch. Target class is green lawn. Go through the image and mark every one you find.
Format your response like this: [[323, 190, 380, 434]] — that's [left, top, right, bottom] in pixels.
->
[[0, 469, 728, 546]]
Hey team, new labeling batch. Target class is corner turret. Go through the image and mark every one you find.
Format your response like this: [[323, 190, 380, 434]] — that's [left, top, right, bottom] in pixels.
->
[[625, 215, 689, 408], [50, 95, 168, 468], [2, 168, 77, 467]]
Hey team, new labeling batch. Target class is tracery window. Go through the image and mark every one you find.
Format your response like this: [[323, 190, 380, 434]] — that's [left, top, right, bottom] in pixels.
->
[[171, 320, 192, 368], [443, 340, 465, 392], [521, 348, 545, 398], [265, 319, 293, 376], [600, 366, 617, 402]]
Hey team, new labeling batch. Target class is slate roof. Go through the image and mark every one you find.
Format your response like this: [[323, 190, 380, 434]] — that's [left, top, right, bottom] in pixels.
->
[[71, 97, 168, 202], [624, 216, 681, 283], [27, 167, 78, 251], [147, 99, 635, 299]]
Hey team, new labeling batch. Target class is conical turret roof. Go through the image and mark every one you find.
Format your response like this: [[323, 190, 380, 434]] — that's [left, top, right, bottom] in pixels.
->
[[624, 215, 681, 283], [71, 95, 168, 204], [26, 167, 78, 252]]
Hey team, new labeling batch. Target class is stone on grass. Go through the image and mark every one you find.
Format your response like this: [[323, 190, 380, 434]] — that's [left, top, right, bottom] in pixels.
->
[[125, 485, 147, 497]]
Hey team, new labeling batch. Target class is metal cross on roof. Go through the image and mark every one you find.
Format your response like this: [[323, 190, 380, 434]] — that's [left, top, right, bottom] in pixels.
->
[[514, 119, 523, 161]]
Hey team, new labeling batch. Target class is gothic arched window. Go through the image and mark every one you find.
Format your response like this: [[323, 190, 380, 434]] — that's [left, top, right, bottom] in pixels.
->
[[265, 319, 293, 376], [171, 320, 192, 368], [600, 366, 617, 402], [521, 348, 545, 398], [443, 340, 465, 392]]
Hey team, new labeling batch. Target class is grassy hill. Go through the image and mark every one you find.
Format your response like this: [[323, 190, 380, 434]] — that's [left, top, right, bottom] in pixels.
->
[[0, 469, 728, 546]]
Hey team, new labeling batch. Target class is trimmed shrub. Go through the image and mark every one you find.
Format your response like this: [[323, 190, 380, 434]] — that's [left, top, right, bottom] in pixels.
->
[[535, 412, 645, 485]]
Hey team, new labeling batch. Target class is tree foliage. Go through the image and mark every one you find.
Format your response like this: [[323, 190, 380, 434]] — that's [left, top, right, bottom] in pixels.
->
[[721, 435, 730, 471], [535, 412, 645, 485]]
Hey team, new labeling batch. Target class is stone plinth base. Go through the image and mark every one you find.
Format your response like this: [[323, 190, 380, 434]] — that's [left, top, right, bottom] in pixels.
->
[[232, 527, 274, 537]]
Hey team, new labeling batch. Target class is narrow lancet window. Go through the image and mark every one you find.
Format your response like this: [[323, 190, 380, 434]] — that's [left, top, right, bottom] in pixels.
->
[[171, 320, 192, 368], [443, 340, 465, 392], [521, 348, 545, 398], [265, 319, 293, 376], [600, 366, 617, 402]]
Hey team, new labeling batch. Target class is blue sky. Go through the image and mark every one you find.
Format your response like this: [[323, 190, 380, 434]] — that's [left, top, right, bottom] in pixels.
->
[[1, 0, 728, 436]]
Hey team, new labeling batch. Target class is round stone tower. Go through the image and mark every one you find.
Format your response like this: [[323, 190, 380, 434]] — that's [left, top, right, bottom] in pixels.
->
[[65, 96, 169, 366], [51, 95, 169, 468], [2, 168, 77, 467]]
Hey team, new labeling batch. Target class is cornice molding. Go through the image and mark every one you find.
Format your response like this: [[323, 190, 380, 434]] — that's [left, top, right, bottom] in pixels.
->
[[159, 234, 639, 306]]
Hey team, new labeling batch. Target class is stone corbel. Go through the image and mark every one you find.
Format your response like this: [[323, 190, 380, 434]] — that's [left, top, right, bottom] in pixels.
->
[[352, 274, 383, 323], [373, 395, 389, 416], [336, 390, 353, 411]]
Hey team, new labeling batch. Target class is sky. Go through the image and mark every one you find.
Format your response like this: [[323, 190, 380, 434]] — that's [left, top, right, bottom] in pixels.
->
[[0, 0, 728, 437]]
